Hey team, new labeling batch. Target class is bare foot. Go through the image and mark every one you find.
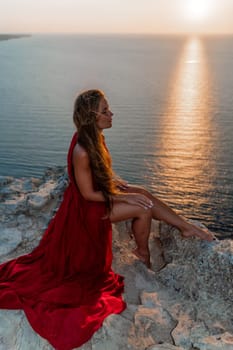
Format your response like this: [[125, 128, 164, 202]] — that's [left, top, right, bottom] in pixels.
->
[[181, 223, 215, 241], [132, 248, 151, 268]]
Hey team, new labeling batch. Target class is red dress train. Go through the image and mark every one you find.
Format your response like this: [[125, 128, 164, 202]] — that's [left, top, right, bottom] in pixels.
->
[[0, 132, 126, 350]]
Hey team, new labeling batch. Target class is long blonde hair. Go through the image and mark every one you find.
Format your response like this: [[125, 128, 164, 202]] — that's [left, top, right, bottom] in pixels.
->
[[73, 89, 117, 210]]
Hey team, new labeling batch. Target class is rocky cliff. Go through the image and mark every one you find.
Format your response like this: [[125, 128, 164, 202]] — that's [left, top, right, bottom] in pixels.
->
[[0, 167, 232, 350]]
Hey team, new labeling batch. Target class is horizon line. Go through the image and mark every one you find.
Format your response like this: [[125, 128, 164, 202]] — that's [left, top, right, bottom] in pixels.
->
[[1, 31, 233, 37]]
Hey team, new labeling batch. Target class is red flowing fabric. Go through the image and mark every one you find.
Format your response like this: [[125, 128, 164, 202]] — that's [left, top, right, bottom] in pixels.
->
[[0, 132, 126, 350]]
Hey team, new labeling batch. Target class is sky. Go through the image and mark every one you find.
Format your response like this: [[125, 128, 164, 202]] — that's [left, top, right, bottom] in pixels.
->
[[1, 0, 233, 35]]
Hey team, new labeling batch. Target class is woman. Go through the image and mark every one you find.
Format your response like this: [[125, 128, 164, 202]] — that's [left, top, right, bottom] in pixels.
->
[[72, 89, 214, 266], [72, 89, 154, 268], [0, 89, 214, 350]]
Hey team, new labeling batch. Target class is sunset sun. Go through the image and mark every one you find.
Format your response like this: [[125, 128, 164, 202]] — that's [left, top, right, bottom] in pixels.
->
[[183, 0, 212, 21]]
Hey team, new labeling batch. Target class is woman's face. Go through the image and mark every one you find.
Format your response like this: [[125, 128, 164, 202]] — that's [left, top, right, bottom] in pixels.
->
[[95, 97, 113, 131]]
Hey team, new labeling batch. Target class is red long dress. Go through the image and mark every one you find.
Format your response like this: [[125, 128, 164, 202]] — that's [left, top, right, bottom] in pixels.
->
[[0, 132, 126, 350]]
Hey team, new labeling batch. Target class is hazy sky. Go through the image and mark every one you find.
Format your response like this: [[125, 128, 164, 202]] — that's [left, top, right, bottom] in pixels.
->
[[1, 0, 233, 35]]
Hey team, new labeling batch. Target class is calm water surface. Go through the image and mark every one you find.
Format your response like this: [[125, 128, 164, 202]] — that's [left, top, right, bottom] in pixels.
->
[[0, 34, 232, 235]]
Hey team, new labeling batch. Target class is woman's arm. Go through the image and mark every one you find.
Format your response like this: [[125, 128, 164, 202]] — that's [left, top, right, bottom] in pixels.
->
[[72, 144, 153, 209], [73, 144, 105, 202]]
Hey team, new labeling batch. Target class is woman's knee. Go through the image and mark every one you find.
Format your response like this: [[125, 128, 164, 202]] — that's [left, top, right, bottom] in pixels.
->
[[138, 206, 153, 219], [129, 185, 151, 198]]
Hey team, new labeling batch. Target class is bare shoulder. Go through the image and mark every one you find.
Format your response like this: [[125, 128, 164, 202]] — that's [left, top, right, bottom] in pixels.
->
[[73, 143, 89, 164]]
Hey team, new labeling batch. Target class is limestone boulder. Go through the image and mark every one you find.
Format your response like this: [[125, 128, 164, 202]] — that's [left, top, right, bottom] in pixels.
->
[[193, 332, 233, 350], [158, 222, 233, 306], [0, 227, 22, 258], [0, 168, 233, 350]]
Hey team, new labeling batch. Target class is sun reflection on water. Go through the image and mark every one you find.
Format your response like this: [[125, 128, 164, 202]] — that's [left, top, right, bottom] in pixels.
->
[[155, 37, 216, 214]]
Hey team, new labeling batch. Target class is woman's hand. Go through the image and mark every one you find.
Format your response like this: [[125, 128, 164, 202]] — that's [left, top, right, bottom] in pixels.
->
[[113, 177, 129, 191]]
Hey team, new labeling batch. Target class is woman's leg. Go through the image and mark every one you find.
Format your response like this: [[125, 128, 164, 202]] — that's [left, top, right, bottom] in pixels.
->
[[125, 185, 214, 241], [109, 203, 152, 267]]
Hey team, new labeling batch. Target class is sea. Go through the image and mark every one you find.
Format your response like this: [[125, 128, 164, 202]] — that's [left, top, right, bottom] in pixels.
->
[[0, 34, 232, 236]]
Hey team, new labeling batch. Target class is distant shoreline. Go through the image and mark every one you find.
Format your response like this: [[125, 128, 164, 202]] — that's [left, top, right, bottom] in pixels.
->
[[0, 34, 31, 42]]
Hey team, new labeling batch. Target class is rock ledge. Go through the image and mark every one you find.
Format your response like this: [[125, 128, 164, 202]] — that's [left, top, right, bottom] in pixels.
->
[[0, 167, 232, 350]]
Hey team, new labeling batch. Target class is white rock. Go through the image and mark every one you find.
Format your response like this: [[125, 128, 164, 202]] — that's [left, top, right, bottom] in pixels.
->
[[158, 222, 233, 304], [91, 314, 136, 350], [140, 291, 161, 308], [17, 214, 33, 229], [134, 304, 176, 344], [193, 332, 233, 350], [147, 344, 184, 350], [0, 310, 52, 350], [0, 196, 26, 214], [172, 317, 209, 349], [0, 310, 24, 350], [0, 176, 13, 187], [27, 180, 57, 210], [0, 169, 233, 350], [0, 227, 22, 257], [27, 193, 50, 209]]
